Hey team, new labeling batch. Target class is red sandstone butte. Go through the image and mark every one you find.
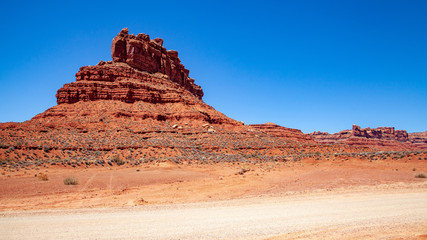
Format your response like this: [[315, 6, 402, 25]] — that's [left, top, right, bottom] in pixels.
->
[[57, 28, 202, 105]]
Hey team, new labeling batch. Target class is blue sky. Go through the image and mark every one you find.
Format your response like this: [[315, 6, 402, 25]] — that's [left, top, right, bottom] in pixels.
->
[[0, 0, 426, 133]]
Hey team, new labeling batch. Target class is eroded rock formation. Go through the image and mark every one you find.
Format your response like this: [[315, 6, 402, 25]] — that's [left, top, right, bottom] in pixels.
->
[[57, 28, 203, 105], [111, 28, 202, 99], [310, 125, 426, 150], [352, 125, 408, 142], [408, 131, 427, 149]]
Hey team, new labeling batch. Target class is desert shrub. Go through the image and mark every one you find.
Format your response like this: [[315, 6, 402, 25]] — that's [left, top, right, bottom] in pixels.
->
[[111, 155, 125, 166], [63, 177, 78, 185], [415, 172, 426, 178], [38, 173, 49, 181]]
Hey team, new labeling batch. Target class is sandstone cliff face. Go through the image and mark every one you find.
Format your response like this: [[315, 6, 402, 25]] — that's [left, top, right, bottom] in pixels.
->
[[111, 28, 203, 99], [57, 28, 202, 105], [352, 125, 408, 142], [250, 123, 315, 143], [408, 131, 427, 149], [57, 62, 199, 105]]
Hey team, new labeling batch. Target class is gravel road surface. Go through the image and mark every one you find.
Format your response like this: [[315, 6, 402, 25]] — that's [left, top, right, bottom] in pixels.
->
[[1, 191, 426, 239]]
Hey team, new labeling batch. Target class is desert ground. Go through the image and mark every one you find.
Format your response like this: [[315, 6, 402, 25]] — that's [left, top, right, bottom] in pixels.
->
[[1, 157, 426, 239]]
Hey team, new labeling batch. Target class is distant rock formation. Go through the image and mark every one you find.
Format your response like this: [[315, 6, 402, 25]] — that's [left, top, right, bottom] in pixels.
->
[[352, 125, 408, 142], [310, 125, 426, 150], [408, 131, 427, 149]]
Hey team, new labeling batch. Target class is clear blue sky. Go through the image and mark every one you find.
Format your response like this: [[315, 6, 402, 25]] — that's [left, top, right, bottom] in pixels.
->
[[0, 0, 426, 133]]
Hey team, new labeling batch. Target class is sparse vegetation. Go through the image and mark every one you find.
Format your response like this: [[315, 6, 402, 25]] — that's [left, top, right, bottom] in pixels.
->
[[63, 177, 78, 185], [111, 155, 125, 166], [38, 173, 49, 181], [415, 172, 426, 178], [237, 168, 249, 175]]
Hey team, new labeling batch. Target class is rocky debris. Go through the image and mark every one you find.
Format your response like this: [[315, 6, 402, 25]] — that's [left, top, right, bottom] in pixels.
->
[[250, 123, 315, 143]]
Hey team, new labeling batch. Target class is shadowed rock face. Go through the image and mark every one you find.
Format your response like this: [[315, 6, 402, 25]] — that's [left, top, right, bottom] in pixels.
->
[[56, 28, 203, 105]]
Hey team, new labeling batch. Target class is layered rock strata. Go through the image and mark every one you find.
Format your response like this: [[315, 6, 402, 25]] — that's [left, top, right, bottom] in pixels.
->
[[310, 125, 426, 150], [57, 28, 202, 105], [111, 28, 203, 99], [408, 131, 427, 149], [250, 123, 315, 143]]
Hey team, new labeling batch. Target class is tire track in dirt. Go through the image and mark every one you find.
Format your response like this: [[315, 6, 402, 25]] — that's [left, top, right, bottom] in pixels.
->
[[81, 173, 98, 192], [76, 173, 98, 208], [109, 171, 113, 191]]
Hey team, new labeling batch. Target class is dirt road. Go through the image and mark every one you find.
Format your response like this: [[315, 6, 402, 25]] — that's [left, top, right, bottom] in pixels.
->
[[1, 190, 426, 239]]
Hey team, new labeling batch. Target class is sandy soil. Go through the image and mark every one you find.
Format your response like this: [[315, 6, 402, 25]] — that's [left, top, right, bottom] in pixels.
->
[[1, 158, 426, 210], [0, 158, 426, 239]]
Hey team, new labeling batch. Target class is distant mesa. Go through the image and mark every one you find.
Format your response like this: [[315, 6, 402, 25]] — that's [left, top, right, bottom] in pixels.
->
[[310, 125, 427, 150]]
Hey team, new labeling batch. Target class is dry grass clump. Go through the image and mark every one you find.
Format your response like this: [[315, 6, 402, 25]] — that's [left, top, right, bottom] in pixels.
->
[[63, 177, 78, 185], [134, 197, 147, 206], [415, 172, 426, 178], [38, 173, 49, 181]]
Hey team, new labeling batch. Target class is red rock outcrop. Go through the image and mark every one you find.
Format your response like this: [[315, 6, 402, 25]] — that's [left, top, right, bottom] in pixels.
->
[[250, 123, 315, 143], [57, 28, 202, 105], [352, 125, 408, 142], [52, 29, 237, 126], [57, 62, 199, 105], [111, 28, 203, 99], [408, 131, 427, 150], [310, 125, 426, 151]]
